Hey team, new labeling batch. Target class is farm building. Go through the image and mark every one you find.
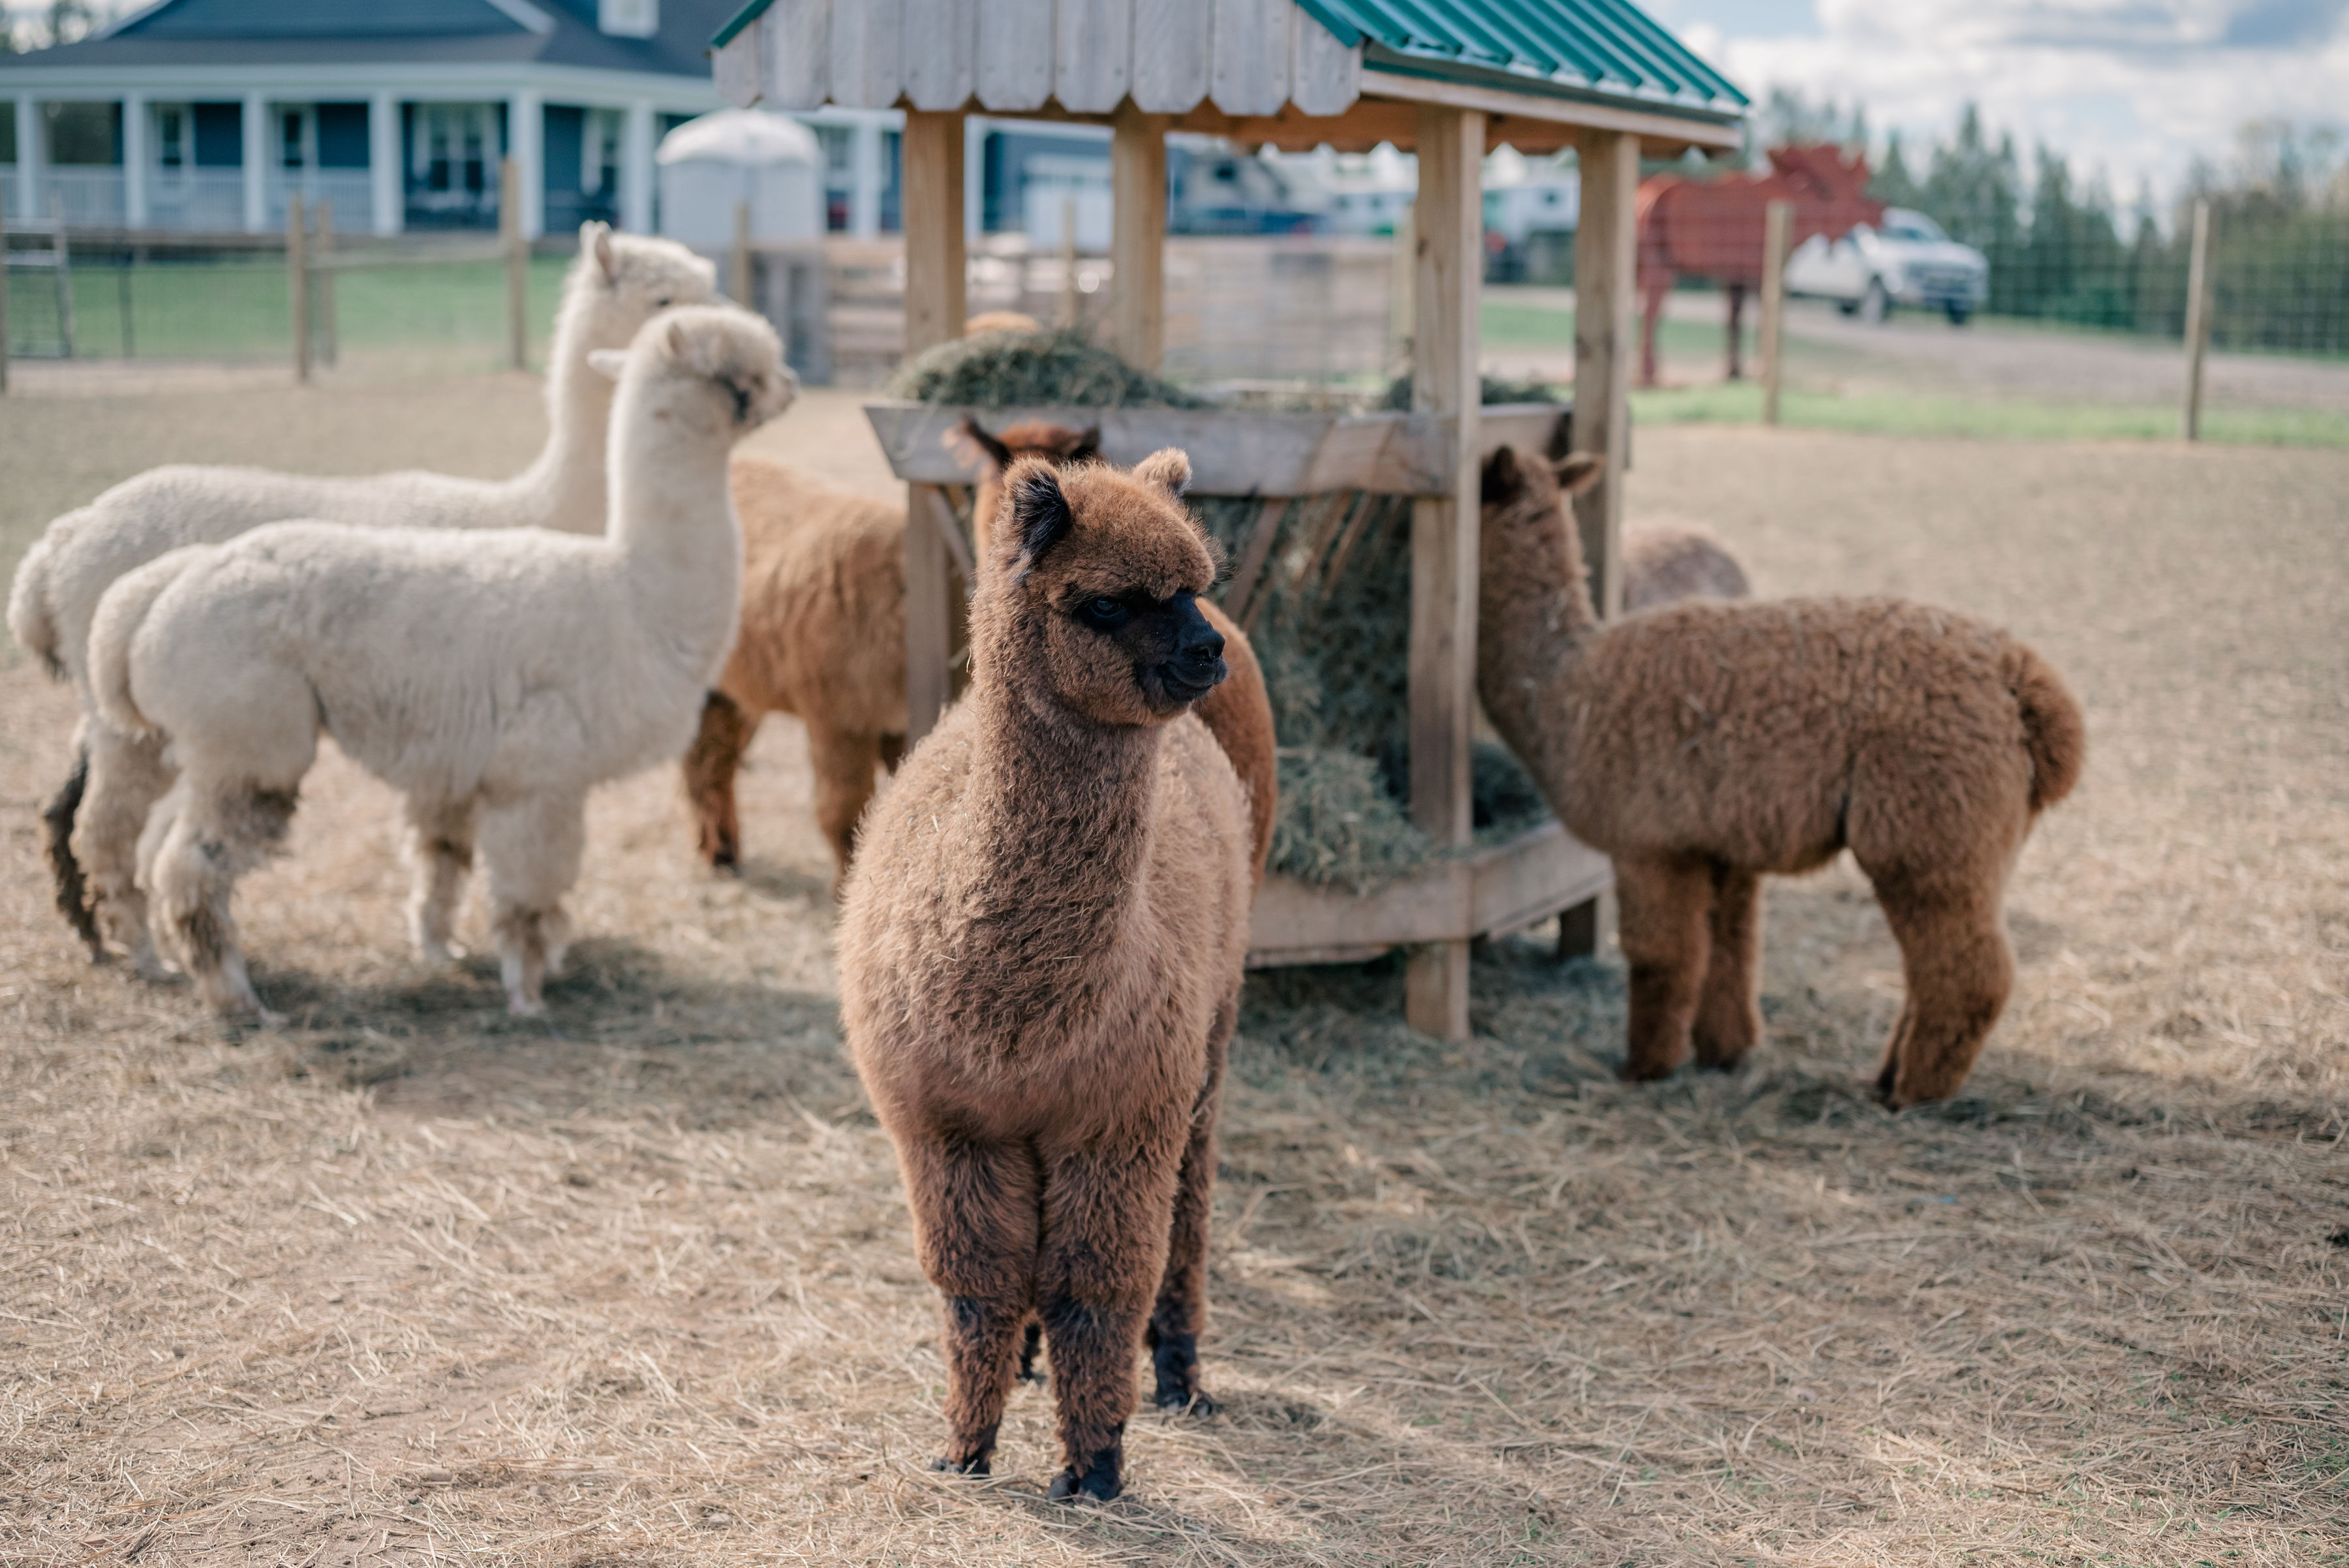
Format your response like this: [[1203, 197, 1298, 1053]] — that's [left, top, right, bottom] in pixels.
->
[[0, 0, 731, 236]]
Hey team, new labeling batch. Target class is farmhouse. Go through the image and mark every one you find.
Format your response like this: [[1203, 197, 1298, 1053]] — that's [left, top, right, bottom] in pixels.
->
[[0, 0, 731, 238]]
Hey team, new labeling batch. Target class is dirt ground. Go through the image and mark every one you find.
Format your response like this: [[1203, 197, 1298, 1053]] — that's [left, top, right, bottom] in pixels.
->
[[2, 373, 2345, 1567]]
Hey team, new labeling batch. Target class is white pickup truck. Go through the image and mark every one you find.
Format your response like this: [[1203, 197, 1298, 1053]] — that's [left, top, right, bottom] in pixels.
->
[[1783, 208, 1990, 324]]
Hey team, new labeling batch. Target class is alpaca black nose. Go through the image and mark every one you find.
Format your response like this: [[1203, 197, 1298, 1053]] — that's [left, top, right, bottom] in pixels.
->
[[1178, 621, 1225, 671]]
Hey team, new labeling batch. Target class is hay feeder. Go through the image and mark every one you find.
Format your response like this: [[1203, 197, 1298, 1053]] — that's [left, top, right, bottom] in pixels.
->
[[710, 0, 1745, 1038]]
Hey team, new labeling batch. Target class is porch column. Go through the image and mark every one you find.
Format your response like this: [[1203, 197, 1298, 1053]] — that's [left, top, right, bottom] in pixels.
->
[[241, 89, 267, 232], [16, 97, 42, 222], [848, 114, 882, 238], [1404, 102, 1484, 1043], [508, 87, 543, 239], [618, 99, 654, 232], [962, 115, 984, 241], [121, 91, 147, 227], [369, 91, 401, 235]]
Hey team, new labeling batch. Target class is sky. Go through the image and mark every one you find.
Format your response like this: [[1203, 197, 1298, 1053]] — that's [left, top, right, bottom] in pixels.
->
[[1644, 0, 2349, 204]]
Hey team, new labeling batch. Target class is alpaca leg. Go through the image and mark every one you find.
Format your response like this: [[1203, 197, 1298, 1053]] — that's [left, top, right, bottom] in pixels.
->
[[808, 728, 885, 891], [1035, 1122, 1186, 1501], [878, 733, 907, 774], [1691, 865, 1764, 1071], [1018, 1319, 1046, 1383], [41, 726, 106, 963], [403, 797, 477, 965], [899, 1134, 1043, 1474], [1614, 853, 1715, 1081], [1148, 994, 1235, 1415], [478, 792, 586, 1017], [74, 720, 179, 980], [1872, 882, 2015, 1108], [682, 690, 758, 871], [147, 776, 299, 1021]]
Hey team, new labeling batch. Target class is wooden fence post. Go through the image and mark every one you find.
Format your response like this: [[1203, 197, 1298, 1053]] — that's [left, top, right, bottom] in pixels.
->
[[2181, 198, 2212, 442], [287, 196, 309, 384], [500, 158, 528, 371], [1, 223, 10, 395], [1760, 198, 1790, 427], [50, 198, 74, 361], [315, 202, 337, 367], [1057, 194, 1079, 328]]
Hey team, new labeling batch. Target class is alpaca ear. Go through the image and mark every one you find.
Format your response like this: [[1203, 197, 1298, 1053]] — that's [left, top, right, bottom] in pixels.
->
[[1005, 458, 1073, 571], [1481, 446, 1524, 504], [587, 223, 618, 284], [961, 417, 1014, 472], [1067, 425, 1102, 465], [1551, 452, 1606, 496], [1132, 447, 1190, 500], [587, 349, 629, 380]]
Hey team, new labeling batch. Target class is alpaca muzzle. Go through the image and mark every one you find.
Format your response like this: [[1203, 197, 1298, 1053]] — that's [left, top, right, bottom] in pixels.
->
[[1156, 602, 1227, 703]]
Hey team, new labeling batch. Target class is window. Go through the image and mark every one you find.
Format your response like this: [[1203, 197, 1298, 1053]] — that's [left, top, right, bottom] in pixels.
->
[[580, 107, 621, 196], [281, 108, 307, 170], [157, 105, 185, 170]]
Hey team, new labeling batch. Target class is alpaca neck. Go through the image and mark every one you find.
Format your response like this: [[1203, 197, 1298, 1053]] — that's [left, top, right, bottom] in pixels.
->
[[505, 284, 611, 530], [960, 653, 1161, 943], [609, 395, 743, 677], [1478, 487, 1602, 788]]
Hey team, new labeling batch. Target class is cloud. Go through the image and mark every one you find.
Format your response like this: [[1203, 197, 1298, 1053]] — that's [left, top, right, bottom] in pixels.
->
[[1700, 0, 2349, 202]]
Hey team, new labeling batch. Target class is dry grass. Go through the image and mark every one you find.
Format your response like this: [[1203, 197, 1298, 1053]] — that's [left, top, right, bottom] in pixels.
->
[[2, 378, 2346, 1565]]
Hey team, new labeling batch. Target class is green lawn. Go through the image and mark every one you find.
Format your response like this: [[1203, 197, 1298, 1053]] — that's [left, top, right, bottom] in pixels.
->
[[5, 254, 574, 369], [1630, 380, 2349, 447]]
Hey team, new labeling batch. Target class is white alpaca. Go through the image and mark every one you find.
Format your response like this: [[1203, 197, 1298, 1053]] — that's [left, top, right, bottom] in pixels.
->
[[6, 223, 718, 975], [85, 306, 793, 1021]]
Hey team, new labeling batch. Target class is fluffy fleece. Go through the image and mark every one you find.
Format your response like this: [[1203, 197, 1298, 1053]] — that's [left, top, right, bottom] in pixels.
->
[[838, 448, 1253, 1502], [9, 224, 718, 973], [1478, 447, 2085, 1107], [85, 307, 793, 1020]]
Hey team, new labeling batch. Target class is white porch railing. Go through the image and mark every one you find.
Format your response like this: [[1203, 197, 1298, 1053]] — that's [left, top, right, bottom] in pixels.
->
[[146, 170, 246, 232], [38, 169, 128, 227], [266, 169, 373, 232]]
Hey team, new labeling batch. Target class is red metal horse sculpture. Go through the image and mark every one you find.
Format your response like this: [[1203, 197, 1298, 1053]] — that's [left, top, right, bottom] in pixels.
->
[[1635, 146, 1884, 387]]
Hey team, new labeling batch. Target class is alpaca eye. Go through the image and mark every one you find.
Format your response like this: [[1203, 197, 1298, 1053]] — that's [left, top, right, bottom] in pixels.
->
[[1083, 596, 1127, 625], [654, 296, 673, 308]]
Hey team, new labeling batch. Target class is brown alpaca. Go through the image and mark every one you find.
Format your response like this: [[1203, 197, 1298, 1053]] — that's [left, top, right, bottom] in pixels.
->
[[1623, 521, 1751, 611], [1478, 448, 2085, 1107], [964, 417, 1276, 881], [838, 448, 1253, 1502], [684, 457, 908, 881]]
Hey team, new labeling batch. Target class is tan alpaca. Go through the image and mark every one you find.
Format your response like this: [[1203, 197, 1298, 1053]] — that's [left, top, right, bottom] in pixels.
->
[[838, 448, 1253, 1502], [86, 309, 793, 1020], [1478, 448, 2085, 1107], [10, 224, 718, 975], [687, 419, 1278, 886]]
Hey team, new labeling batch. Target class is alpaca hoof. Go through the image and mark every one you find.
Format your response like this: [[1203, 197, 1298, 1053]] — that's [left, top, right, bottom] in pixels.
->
[[417, 939, 466, 968], [930, 1454, 990, 1478], [1047, 1466, 1120, 1503], [506, 994, 547, 1018], [1156, 1388, 1218, 1417]]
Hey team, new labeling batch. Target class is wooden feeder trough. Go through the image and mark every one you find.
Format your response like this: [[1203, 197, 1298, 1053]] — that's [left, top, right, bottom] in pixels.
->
[[710, 0, 1747, 1038]]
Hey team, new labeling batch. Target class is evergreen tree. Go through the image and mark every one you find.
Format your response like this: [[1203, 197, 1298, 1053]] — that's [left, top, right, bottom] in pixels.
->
[[1871, 131, 1921, 207]]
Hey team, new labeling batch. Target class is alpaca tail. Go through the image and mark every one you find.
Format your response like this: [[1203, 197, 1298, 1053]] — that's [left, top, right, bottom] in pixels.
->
[[87, 547, 200, 739], [7, 523, 69, 680], [2004, 640, 2085, 813]]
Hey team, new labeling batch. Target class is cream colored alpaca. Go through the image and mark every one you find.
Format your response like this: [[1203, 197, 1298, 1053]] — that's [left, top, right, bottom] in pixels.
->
[[86, 307, 793, 1020], [8, 224, 717, 975]]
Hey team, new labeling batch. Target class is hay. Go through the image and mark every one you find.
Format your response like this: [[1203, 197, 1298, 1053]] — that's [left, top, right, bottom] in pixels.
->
[[4, 395, 2346, 1567], [882, 325, 1209, 408]]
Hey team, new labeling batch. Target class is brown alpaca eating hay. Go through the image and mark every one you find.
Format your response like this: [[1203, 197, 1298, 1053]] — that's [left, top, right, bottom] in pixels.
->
[[1478, 446, 2085, 1107], [837, 447, 1253, 1501]]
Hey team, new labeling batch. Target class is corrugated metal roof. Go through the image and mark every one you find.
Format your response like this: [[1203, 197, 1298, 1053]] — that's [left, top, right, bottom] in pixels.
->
[[1293, 0, 1744, 113]]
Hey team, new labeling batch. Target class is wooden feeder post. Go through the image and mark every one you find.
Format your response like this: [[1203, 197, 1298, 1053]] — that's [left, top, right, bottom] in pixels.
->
[[1404, 103, 1484, 1039], [1109, 102, 1167, 370], [900, 109, 969, 745]]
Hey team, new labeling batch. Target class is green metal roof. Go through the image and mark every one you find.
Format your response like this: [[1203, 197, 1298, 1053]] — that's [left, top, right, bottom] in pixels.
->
[[1293, 0, 1744, 117]]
